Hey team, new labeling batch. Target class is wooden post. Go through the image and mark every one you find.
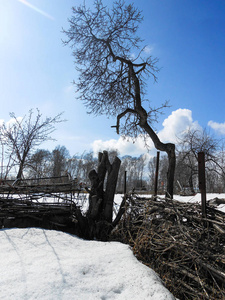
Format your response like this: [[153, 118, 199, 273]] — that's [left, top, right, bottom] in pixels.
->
[[154, 151, 160, 197], [198, 152, 207, 218]]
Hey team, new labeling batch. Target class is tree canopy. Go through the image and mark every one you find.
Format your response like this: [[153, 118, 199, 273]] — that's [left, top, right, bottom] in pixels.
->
[[63, 0, 164, 137], [63, 0, 176, 197]]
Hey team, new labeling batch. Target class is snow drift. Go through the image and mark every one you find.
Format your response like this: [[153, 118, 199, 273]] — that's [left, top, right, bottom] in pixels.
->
[[0, 228, 175, 299]]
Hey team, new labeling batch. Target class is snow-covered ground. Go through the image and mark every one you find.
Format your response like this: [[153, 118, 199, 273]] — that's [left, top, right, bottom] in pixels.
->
[[167, 193, 225, 213], [0, 228, 175, 300], [1, 192, 224, 299], [114, 193, 225, 214], [173, 192, 225, 203]]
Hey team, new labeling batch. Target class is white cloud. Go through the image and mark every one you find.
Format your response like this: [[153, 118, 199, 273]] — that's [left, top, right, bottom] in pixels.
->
[[208, 120, 225, 135], [92, 137, 147, 157], [159, 108, 200, 143], [91, 109, 201, 157]]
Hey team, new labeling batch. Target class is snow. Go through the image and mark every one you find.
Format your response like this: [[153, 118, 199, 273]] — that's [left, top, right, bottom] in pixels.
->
[[117, 193, 225, 214], [173, 193, 225, 213], [1, 192, 224, 299], [173, 193, 225, 203], [0, 228, 175, 300]]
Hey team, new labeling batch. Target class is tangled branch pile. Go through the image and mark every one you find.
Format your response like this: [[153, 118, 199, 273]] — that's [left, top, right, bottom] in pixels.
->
[[0, 193, 78, 233], [111, 195, 225, 299]]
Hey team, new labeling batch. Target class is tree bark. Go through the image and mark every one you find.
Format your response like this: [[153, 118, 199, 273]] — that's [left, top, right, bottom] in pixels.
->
[[115, 62, 176, 198], [130, 63, 175, 199], [104, 156, 121, 222], [137, 120, 175, 198], [85, 151, 121, 240]]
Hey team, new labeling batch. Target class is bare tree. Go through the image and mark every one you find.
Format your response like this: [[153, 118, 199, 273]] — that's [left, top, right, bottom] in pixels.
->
[[81, 152, 98, 184], [148, 156, 159, 193], [176, 128, 225, 193], [0, 135, 15, 180], [66, 153, 84, 180], [63, 0, 176, 198], [135, 154, 147, 189], [154, 155, 168, 194], [52, 145, 70, 178], [0, 109, 64, 180], [28, 149, 52, 178]]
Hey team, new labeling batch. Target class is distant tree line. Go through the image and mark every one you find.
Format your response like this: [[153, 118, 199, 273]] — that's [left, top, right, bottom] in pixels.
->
[[0, 110, 224, 193], [25, 128, 225, 194], [2, 130, 224, 194], [0, 109, 64, 182]]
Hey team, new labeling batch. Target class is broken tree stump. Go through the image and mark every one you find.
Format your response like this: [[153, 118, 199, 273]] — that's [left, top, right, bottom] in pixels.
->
[[84, 151, 121, 240]]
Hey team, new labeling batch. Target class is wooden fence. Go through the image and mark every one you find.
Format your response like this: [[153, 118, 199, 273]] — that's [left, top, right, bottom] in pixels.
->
[[0, 176, 87, 233]]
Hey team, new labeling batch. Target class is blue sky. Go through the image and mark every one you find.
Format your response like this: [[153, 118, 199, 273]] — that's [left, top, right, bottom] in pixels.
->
[[0, 0, 225, 157]]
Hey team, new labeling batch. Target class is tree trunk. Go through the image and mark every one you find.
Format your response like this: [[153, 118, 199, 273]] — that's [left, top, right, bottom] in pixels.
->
[[128, 63, 176, 199], [16, 150, 29, 181], [16, 158, 26, 181], [166, 144, 176, 198], [16, 166, 23, 180], [104, 156, 121, 222], [189, 173, 195, 195], [83, 151, 121, 240], [140, 121, 176, 199]]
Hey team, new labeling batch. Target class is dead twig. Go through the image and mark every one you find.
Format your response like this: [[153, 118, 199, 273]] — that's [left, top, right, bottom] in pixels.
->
[[111, 194, 225, 299]]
